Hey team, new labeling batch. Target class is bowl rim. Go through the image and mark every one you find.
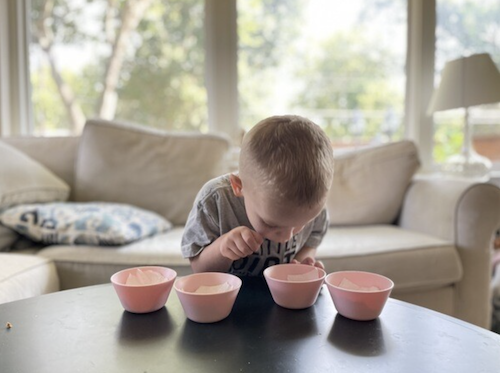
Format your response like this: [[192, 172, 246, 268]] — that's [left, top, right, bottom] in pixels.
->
[[173, 272, 242, 296], [325, 270, 394, 293], [263, 263, 327, 284], [110, 266, 177, 287]]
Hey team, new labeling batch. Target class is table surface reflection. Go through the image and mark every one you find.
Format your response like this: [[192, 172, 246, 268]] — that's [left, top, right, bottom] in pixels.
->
[[1, 277, 499, 373]]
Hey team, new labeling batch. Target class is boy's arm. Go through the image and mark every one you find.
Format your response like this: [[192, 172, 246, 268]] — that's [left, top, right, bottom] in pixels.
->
[[189, 236, 234, 273], [292, 208, 329, 269], [294, 246, 317, 262], [293, 246, 324, 269], [189, 226, 263, 273]]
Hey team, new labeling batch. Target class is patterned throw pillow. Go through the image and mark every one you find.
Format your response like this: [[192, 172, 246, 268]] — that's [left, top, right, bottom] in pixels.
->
[[0, 202, 172, 246]]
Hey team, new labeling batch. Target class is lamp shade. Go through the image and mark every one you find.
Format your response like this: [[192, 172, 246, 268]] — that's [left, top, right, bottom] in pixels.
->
[[427, 53, 500, 114]]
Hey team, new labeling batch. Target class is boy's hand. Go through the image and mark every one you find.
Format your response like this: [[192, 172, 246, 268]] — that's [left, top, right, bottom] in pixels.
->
[[292, 257, 325, 270], [219, 226, 264, 261]]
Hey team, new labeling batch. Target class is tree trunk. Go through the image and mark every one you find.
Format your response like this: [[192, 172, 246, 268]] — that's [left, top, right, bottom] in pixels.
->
[[44, 46, 86, 133], [98, 0, 153, 120], [35, 0, 86, 133]]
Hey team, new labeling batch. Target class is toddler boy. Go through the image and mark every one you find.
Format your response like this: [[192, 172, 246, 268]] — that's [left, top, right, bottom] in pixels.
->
[[181, 115, 334, 276]]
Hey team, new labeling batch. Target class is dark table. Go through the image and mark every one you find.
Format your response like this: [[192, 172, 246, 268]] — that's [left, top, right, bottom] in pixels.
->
[[1, 277, 499, 373]]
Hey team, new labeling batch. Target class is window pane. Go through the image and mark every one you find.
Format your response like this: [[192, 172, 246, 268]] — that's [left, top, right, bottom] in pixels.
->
[[238, 0, 407, 148], [435, 0, 500, 168], [29, 0, 206, 136]]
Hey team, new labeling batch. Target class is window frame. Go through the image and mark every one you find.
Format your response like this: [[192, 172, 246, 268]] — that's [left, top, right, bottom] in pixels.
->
[[0, 0, 33, 137]]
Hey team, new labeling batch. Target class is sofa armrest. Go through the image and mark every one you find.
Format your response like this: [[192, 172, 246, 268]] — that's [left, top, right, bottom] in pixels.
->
[[400, 177, 500, 328]]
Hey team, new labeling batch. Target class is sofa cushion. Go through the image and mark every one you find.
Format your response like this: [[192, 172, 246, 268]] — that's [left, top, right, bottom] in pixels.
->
[[1, 136, 80, 194], [328, 140, 420, 225], [74, 119, 231, 225], [37, 227, 191, 289], [0, 141, 70, 210], [317, 225, 462, 292], [38, 224, 462, 294], [0, 225, 18, 252], [0, 202, 172, 246], [0, 253, 59, 304]]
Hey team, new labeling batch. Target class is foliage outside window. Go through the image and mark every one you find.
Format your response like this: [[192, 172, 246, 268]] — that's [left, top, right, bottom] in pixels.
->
[[30, 0, 206, 135], [238, 0, 407, 148], [30, 0, 407, 147]]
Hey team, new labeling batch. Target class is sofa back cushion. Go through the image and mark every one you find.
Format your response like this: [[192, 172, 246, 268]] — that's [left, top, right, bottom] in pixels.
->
[[1, 137, 80, 193], [74, 119, 231, 225], [0, 141, 70, 210], [327, 140, 420, 226]]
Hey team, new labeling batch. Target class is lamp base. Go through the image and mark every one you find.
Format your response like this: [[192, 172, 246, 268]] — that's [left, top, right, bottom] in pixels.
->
[[441, 150, 492, 179]]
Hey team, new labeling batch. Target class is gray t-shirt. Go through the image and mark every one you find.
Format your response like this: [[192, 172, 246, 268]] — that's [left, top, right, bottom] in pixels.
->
[[181, 174, 328, 276]]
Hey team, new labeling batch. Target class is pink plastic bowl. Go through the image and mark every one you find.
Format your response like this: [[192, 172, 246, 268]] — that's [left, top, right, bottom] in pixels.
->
[[111, 266, 177, 314], [325, 271, 394, 321], [174, 272, 242, 323], [263, 264, 326, 309]]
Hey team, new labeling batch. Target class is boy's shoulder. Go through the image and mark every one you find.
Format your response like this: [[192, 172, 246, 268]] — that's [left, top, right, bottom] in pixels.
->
[[196, 174, 234, 205]]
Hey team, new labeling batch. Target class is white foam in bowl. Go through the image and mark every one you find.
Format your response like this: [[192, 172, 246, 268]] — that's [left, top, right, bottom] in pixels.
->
[[338, 278, 380, 292], [287, 268, 319, 282], [125, 268, 166, 285], [194, 282, 233, 294]]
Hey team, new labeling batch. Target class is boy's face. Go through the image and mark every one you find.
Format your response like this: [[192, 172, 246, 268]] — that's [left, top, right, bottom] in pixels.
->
[[230, 174, 325, 243]]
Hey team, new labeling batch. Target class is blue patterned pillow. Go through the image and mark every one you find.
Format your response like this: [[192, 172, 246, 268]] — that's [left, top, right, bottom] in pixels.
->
[[0, 202, 172, 246]]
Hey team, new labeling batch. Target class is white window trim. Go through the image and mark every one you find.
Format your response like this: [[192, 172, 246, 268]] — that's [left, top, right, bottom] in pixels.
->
[[405, 0, 436, 172], [0, 0, 32, 137], [0, 0, 8, 136], [204, 0, 239, 144]]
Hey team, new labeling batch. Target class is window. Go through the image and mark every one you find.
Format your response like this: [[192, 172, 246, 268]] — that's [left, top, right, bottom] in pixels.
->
[[434, 0, 500, 169], [29, 0, 206, 135], [6, 0, 500, 174], [238, 0, 407, 148]]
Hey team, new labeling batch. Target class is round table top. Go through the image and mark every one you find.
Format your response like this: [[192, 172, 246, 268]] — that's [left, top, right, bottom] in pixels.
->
[[1, 277, 499, 373]]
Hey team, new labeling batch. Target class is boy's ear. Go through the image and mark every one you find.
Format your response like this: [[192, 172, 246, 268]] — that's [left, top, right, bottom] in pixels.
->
[[229, 174, 244, 197]]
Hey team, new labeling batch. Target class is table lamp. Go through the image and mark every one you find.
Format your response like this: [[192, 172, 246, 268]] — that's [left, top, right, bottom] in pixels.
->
[[427, 53, 500, 178]]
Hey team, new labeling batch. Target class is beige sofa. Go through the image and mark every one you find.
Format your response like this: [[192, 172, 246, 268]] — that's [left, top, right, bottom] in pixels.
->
[[1, 119, 499, 330]]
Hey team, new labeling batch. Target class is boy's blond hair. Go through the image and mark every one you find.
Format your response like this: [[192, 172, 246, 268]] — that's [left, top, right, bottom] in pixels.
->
[[239, 115, 334, 207]]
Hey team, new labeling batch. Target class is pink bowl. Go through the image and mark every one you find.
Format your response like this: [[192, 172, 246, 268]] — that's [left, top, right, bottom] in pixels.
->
[[111, 266, 177, 314], [325, 271, 394, 321], [263, 264, 326, 309], [174, 272, 242, 323]]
